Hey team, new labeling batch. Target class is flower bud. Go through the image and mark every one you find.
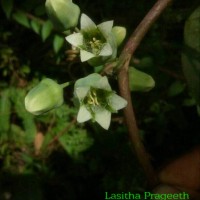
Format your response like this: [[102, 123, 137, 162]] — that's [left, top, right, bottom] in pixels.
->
[[129, 67, 155, 92], [25, 78, 64, 115], [45, 0, 80, 31], [112, 26, 126, 47]]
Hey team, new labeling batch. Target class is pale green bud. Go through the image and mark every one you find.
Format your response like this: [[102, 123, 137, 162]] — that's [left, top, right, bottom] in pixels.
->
[[129, 67, 155, 92], [45, 0, 80, 31], [25, 78, 64, 115], [112, 26, 126, 47]]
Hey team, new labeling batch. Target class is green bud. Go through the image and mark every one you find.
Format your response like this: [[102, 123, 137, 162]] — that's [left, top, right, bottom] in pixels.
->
[[112, 26, 126, 47], [129, 67, 155, 92], [45, 0, 80, 31], [25, 78, 64, 115]]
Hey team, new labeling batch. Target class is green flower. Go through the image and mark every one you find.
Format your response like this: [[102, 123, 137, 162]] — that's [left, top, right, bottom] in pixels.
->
[[74, 73, 127, 129], [45, 0, 80, 31], [25, 78, 65, 115], [65, 14, 117, 64]]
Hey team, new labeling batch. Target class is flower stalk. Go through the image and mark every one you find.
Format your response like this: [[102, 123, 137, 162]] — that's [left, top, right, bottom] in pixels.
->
[[117, 0, 173, 188]]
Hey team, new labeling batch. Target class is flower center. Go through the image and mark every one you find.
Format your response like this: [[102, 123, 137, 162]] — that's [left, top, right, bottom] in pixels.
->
[[89, 37, 105, 55], [86, 89, 99, 106], [82, 29, 106, 55]]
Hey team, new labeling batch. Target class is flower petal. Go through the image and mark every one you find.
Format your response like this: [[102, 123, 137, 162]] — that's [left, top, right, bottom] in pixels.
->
[[95, 108, 111, 130], [108, 94, 127, 111], [77, 105, 92, 123], [97, 20, 113, 37], [99, 43, 112, 56], [80, 49, 95, 62], [81, 13, 96, 30], [65, 33, 83, 47], [75, 86, 90, 99], [95, 76, 112, 91]]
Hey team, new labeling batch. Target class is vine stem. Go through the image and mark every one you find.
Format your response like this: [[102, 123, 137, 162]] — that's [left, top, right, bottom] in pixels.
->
[[117, 0, 173, 188]]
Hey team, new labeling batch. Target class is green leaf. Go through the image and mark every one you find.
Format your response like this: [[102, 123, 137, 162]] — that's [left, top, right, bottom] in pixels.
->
[[12, 10, 30, 28], [30, 19, 41, 34], [135, 56, 154, 69], [129, 67, 155, 92], [58, 129, 94, 158], [0, 89, 11, 132], [53, 35, 65, 53], [41, 20, 53, 41], [10, 87, 37, 143], [182, 7, 200, 105], [1, 0, 13, 18], [168, 81, 185, 97]]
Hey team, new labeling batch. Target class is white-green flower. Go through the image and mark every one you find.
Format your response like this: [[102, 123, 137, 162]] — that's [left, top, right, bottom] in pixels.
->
[[74, 73, 127, 130], [66, 14, 117, 63], [25, 78, 65, 115]]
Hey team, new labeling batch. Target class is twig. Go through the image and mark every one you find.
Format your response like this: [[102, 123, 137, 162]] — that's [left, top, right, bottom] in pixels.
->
[[48, 118, 77, 149], [117, 0, 173, 188]]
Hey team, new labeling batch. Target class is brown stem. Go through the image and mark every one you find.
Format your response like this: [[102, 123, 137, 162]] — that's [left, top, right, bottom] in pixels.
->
[[117, 0, 173, 188]]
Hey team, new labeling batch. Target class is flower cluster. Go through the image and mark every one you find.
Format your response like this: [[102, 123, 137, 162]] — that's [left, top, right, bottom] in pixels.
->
[[25, 1, 128, 130]]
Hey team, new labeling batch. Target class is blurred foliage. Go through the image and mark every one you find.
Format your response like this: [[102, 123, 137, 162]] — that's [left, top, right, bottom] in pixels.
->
[[0, 0, 200, 199]]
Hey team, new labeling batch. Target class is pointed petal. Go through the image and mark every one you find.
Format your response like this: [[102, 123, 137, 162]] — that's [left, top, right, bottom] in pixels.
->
[[97, 20, 113, 37], [80, 49, 95, 62], [109, 94, 127, 111], [81, 13, 96, 30], [65, 33, 83, 47], [95, 76, 111, 91], [75, 73, 102, 87], [99, 43, 112, 56], [77, 105, 92, 123], [75, 86, 90, 99], [95, 108, 111, 130]]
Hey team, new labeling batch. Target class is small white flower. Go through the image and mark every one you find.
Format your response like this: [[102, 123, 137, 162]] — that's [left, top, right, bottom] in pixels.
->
[[66, 14, 117, 63], [74, 73, 127, 130]]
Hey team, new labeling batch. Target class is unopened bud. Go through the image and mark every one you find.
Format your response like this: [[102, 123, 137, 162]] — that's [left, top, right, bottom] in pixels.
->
[[25, 78, 64, 115], [45, 0, 80, 31], [112, 26, 126, 47]]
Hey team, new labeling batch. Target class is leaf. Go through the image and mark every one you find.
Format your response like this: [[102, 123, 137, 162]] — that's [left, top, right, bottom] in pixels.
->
[[41, 20, 53, 41], [53, 35, 65, 53], [168, 81, 185, 97], [30, 19, 41, 34], [0, 89, 11, 133], [12, 10, 30, 28], [58, 129, 94, 158], [182, 7, 200, 105], [10, 87, 37, 143], [129, 67, 155, 92], [1, 0, 13, 18]]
